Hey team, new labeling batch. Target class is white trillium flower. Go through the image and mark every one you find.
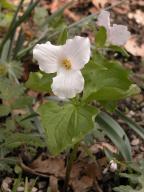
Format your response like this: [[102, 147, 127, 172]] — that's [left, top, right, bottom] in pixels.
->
[[33, 36, 91, 99], [97, 10, 131, 45]]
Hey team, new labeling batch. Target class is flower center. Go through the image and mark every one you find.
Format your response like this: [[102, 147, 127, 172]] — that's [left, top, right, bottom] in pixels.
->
[[62, 58, 72, 70]]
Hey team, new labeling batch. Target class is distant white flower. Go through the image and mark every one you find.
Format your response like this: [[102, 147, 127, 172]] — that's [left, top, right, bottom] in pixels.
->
[[97, 10, 130, 45], [33, 36, 91, 99], [109, 160, 118, 172]]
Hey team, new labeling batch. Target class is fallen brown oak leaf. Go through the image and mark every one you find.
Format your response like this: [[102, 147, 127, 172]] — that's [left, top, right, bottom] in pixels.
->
[[20, 153, 66, 178]]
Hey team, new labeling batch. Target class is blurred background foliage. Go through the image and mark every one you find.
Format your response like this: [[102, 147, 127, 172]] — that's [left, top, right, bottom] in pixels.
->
[[0, 2, 143, 192]]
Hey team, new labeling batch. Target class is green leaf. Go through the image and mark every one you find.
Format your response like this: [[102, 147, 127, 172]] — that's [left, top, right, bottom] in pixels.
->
[[100, 101, 117, 112], [114, 186, 135, 192], [4, 133, 44, 149], [13, 28, 25, 59], [38, 102, 97, 155], [25, 72, 53, 92], [0, 77, 25, 101], [114, 160, 144, 192], [95, 27, 107, 47], [7, 60, 23, 79], [57, 27, 68, 45], [109, 45, 129, 57], [0, 13, 13, 28], [116, 110, 144, 140], [0, 105, 11, 116], [85, 85, 139, 101], [0, 0, 15, 10], [12, 96, 33, 109], [82, 53, 139, 103], [119, 173, 139, 184], [34, 6, 48, 26], [0, 39, 11, 62], [95, 112, 132, 161]]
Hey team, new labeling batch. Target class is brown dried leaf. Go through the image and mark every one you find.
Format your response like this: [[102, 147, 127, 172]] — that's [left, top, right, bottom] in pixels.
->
[[92, 0, 109, 9], [128, 10, 144, 26], [90, 142, 117, 154], [71, 160, 102, 180], [125, 36, 144, 57], [50, 0, 71, 13], [22, 23, 35, 40], [49, 176, 59, 192], [112, 4, 130, 14], [131, 0, 144, 6], [71, 176, 93, 192], [20, 153, 65, 178], [29, 154, 65, 177], [64, 9, 81, 21], [1, 177, 12, 192], [70, 159, 103, 192]]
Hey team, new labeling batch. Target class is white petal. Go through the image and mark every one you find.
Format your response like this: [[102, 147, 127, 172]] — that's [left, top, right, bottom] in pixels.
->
[[109, 24, 131, 45], [62, 36, 91, 70], [51, 71, 84, 99], [33, 42, 62, 73], [97, 10, 110, 31]]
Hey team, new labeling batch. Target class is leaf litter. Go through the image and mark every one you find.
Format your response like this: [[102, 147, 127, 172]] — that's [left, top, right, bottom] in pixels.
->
[[20, 146, 108, 192], [1, 0, 144, 191]]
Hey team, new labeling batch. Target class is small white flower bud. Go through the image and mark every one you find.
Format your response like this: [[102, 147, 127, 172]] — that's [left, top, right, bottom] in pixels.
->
[[109, 160, 117, 172]]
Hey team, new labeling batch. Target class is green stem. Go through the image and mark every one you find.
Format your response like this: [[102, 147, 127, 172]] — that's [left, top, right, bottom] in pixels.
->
[[0, 0, 24, 56], [63, 143, 79, 192]]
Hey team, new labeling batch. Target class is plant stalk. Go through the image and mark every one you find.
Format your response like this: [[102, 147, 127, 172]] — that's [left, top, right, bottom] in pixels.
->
[[63, 143, 79, 192]]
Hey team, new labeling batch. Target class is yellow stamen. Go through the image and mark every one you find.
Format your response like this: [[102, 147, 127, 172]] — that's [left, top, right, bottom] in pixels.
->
[[62, 58, 72, 70]]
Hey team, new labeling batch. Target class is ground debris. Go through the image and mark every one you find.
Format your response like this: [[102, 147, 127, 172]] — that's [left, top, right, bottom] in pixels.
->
[[1, 177, 12, 192], [125, 36, 144, 57]]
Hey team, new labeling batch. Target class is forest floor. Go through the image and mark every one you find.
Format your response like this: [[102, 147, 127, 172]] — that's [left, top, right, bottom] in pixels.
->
[[0, 0, 144, 192]]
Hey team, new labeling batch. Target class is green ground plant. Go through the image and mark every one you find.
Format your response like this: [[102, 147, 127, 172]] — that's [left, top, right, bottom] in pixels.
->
[[0, 1, 143, 191]]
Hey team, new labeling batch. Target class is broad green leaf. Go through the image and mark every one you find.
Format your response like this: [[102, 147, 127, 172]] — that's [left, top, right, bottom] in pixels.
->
[[38, 102, 97, 155], [26, 72, 53, 92], [0, 105, 11, 116], [85, 85, 139, 101], [95, 26, 107, 47], [99, 101, 117, 112], [95, 112, 132, 161], [82, 52, 139, 103]]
